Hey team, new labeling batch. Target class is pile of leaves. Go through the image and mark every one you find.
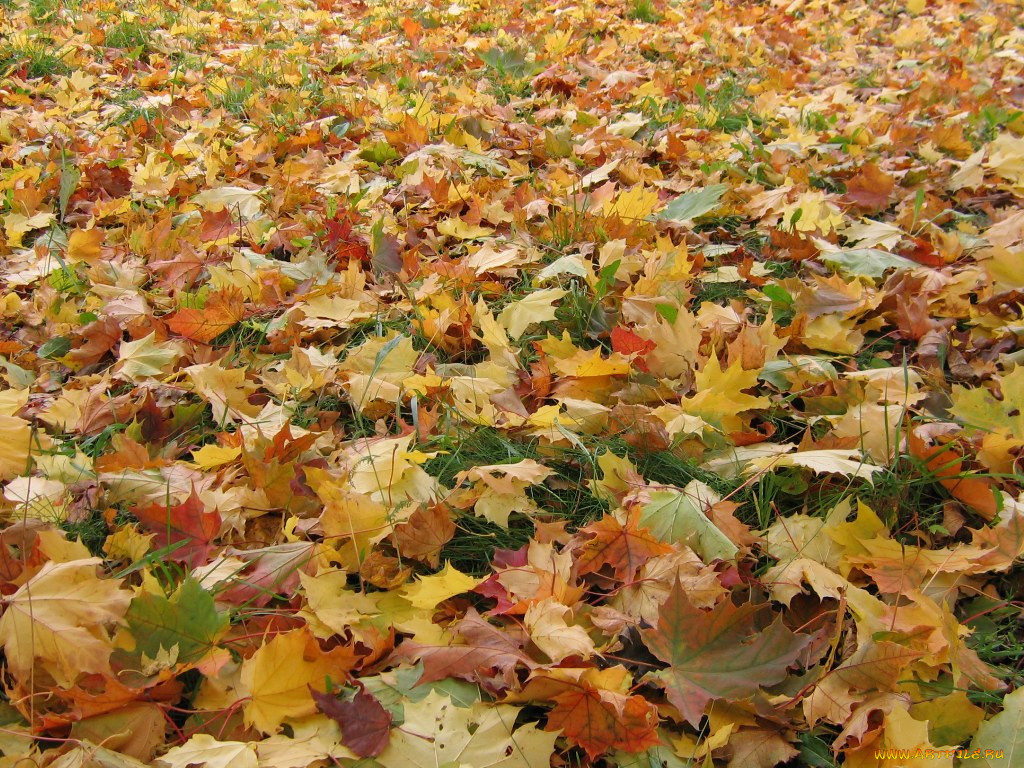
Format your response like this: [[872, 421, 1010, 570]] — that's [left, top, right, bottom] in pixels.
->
[[0, 0, 1022, 764]]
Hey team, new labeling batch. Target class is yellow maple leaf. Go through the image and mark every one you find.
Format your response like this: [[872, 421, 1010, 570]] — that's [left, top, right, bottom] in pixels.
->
[[683, 354, 769, 433], [341, 433, 438, 505], [66, 228, 104, 264], [0, 558, 132, 687], [3, 211, 54, 248], [240, 627, 338, 734], [845, 706, 952, 768], [307, 467, 393, 566], [156, 734, 258, 768], [190, 443, 243, 470], [298, 568, 380, 638], [607, 184, 660, 221], [779, 190, 844, 234], [400, 562, 480, 610], [437, 218, 494, 240], [186, 363, 262, 425], [525, 598, 595, 663], [131, 153, 178, 198], [0, 415, 38, 480]]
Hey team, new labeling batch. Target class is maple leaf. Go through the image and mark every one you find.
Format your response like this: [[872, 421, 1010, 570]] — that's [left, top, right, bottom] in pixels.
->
[[166, 289, 246, 344], [156, 735, 258, 768], [0, 415, 37, 480], [312, 684, 391, 757], [510, 667, 660, 759], [497, 288, 567, 339], [66, 228, 104, 264], [69, 703, 167, 762], [134, 489, 221, 567], [191, 185, 264, 220], [638, 484, 739, 562], [120, 577, 229, 670], [240, 627, 347, 734], [844, 163, 894, 212], [547, 682, 661, 760], [744, 446, 883, 482], [114, 332, 180, 383], [0, 558, 132, 687], [524, 598, 595, 663], [804, 639, 924, 726], [391, 607, 535, 687], [641, 582, 811, 726], [574, 506, 674, 581], [658, 184, 729, 222], [683, 353, 770, 433], [391, 502, 456, 568], [950, 367, 1024, 441], [844, 706, 953, 767], [376, 691, 557, 768], [971, 685, 1023, 768], [400, 562, 480, 609]]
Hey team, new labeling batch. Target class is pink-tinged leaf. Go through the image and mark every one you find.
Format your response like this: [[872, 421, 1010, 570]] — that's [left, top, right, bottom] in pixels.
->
[[312, 684, 391, 758], [389, 609, 535, 690]]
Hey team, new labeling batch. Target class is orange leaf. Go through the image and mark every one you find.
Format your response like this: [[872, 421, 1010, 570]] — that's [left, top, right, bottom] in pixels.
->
[[909, 426, 999, 520], [167, 290, 245, 344], [574, 507, 674, 581], [546, 682, 660, 760], [844, 163, 894, 212]]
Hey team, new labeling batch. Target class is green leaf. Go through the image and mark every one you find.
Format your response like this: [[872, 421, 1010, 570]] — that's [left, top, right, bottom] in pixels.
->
[[950, 367, 1024, 441], [638, 484, 738, 562], [58, 165, 80, 221], [642, 581, 811, 726], [761, 284, 793, 307], [654, 303, 678, 323], [38, 337, 71, 359], [124, 577, 229, 666], [656, 183, 729, 222], [973, 686, 1023, 768], [798, 732, 838, 768], [818, 248, 917, 278]]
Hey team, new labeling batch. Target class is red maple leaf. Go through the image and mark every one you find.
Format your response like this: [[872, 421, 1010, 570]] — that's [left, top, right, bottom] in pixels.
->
[[134, 488, 221, 567], [610, 326, 656, 372]]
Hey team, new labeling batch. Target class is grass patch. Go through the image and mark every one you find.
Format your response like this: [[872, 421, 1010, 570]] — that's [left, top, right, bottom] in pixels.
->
[[0, 41, 71, 78], [425, 427, 614, 574], [60, 510, 109, 557], [28, 0, 60, 23], [105, 20, 149, 51], [965, 590, 1024, 689], [627, 0, 662, 23], [210, 79, 256, 117]]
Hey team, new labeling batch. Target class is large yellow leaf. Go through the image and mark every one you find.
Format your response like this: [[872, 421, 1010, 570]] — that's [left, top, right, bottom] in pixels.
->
[[400, 562, 480, 610], [240, 627, 337, 734], [0, 558, 132, 687], [683, 354, 769, 433], [0, 415, 36, 480]]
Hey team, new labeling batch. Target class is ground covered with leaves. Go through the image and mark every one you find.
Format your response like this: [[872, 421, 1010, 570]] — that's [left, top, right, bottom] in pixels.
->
[[0, 0, 1023, 765]]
